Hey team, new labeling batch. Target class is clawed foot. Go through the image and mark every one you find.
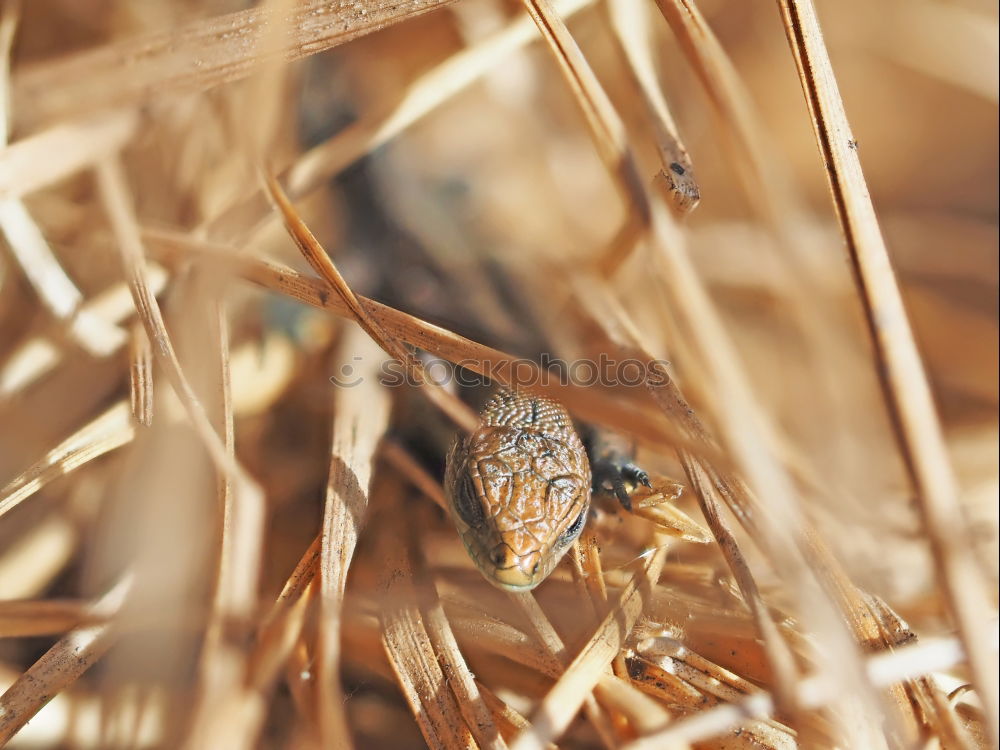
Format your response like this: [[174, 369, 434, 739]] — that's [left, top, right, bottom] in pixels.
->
[[592, 456, 651, 512]]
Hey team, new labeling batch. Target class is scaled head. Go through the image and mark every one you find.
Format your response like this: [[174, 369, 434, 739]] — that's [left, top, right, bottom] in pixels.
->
[[444, 390, 591, 590]]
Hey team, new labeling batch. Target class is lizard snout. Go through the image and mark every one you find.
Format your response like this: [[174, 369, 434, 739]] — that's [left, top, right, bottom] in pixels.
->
[[488, 543, 541, 589]]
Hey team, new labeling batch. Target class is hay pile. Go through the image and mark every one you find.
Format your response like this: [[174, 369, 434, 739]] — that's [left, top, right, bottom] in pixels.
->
[[0, 0, 996, 747]]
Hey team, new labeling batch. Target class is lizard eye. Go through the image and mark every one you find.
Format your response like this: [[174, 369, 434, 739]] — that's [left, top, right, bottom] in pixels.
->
[[454, 471, 486, 529], [557, 508, 587, 547]]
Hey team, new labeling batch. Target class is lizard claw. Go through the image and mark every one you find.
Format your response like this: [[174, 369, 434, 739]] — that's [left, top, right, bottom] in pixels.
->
[[592, 456, 650, 512], [625, 464, 651, 489], [584, 426, 651, 513]]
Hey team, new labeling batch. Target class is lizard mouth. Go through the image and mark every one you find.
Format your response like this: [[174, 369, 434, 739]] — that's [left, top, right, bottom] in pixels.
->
[[487, 565, 541, 591], [463, 539, 545, 590], [487, 577, 539, 592]]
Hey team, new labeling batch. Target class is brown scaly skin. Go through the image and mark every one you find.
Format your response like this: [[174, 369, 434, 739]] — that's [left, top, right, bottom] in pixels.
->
[[444, 389, 591, 591]]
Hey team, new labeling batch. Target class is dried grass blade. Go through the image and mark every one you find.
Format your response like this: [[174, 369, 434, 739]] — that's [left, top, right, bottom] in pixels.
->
[[626, 659, 798, 750], [651, 0, 805, 227], [446, 607, 556, 678], [98, 158, 269, 748], [196, 587, 317, 749], [208, 0, 596, 240], [0, 0, 17, 145], [0, 516, 76, 601], [0, 110, 139, 200], [626, 655, 710, 708], [128, 323, 153, 427], [478, 685, 558, 749], [0, 599, 92, 638], [251, 539, 319, 688], [12, 0, 462, 132], [203, 301, 237, 570], [856, 593, 973, 747], [638, 637, 778, 707], [591, 676, 675, 737], [236, 0, 299, 164], [0, 575, 132, 745], [316, 329, 392, 748], [410, 504, 509, 750], [379, 492, 477, 750], [520, 0, 630, 171], [649, 0, 871, 469], [0, 400, 133, 520], [569, 273, 803, 707], [632, 501, 711, 543], [187, 296, 266, 750], [424, 598, 510, 750], [260, 536, 320, 633], [592, 674, 677, 745], [143, 230, 719, 461], [607, 0, 700, 213], [775, 2, 999, 740], [623, 629, 998, 749], [1, 10, 123, 355], [509, 592, 569, 670], [575, 272, 932, 737], [510, 545, 668, 750], [797, 528, 939, 740], [263, 171, 478, 433], [909, 675, 978, 750], [0, 198, 124, 356], [567, 536, 608, 627], [211, 538, 321, 747], [644, 204, 897, 744], [680, 456, 802, 685], [0, 266, 166, 397], [95, 156, 260, 496], [518, 0, 650, 273], [285, 636, 317, 721]]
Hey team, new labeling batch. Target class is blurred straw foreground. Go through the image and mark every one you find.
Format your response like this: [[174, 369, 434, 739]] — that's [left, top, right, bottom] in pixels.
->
[[0, 0, 996, 747]]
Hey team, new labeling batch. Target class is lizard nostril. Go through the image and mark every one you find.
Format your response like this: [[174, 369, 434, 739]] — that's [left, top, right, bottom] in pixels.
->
[[491, 545, 515, 569]]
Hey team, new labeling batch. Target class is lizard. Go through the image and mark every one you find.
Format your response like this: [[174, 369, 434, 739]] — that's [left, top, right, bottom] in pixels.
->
[[444, 388, 651, 591]]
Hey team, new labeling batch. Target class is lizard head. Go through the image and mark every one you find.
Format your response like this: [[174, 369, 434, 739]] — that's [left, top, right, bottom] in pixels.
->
[[444, 390, 591, 591]]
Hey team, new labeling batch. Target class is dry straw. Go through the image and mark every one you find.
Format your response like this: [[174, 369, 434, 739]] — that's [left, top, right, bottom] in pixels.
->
[[0, 0, 996, 748]]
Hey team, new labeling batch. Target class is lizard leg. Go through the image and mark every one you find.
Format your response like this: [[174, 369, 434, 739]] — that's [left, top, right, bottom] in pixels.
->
[[585, 426, 650, 512]]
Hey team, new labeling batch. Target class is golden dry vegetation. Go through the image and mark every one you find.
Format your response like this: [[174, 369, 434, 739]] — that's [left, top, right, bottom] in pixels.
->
[[0, 0, 997, 748]]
